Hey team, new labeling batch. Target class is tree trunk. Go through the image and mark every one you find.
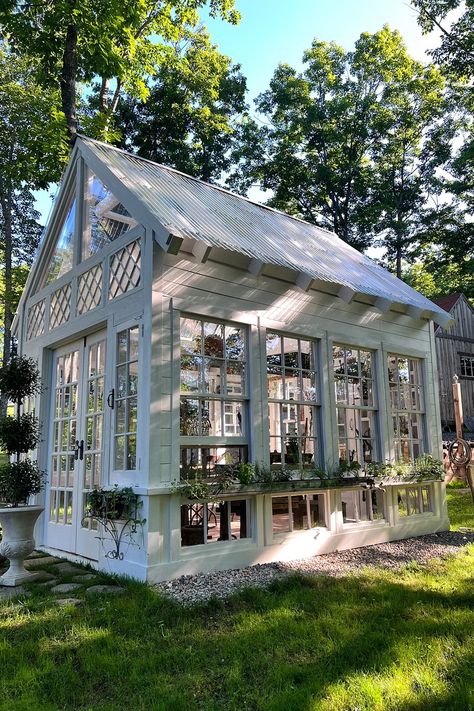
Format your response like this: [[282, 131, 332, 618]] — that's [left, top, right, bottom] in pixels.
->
[[396, 241, 402, 280], [60, 19, 78, 146]]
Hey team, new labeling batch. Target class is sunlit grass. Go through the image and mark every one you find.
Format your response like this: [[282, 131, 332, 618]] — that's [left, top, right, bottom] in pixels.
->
[[0, 494, 472, 710], [446, 486, 474, 530]]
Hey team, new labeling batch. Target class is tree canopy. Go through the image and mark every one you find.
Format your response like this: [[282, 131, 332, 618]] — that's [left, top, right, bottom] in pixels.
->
[[114, 29, 247, 181], [0, 0, 240, 143], [229, 26, 448, 272]]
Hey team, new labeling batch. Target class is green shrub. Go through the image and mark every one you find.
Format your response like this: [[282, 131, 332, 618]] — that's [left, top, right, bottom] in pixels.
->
[[0, 413, 40, 454], [0, 355, 41, 403], [0, 460, 45, 507]]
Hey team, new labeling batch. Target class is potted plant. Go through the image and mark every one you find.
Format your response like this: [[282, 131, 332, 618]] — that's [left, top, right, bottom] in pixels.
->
[[0, 355, 45, 586], [83, 486, 145, 560]]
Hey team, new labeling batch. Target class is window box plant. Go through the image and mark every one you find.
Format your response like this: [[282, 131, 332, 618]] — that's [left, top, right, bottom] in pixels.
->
[[0, 355, 45, 586]]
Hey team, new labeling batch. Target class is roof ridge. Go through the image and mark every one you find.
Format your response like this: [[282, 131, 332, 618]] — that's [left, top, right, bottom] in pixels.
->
[[77, 134, 340, 239]]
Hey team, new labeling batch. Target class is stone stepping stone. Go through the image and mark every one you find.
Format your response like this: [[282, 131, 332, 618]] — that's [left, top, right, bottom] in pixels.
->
[[26, 551, 49, 559], [51, 583, 83, 594], [55, 598, 82, 607], [0, 586, 29, 600], [24, 557, 63, 569], [32, 572, 56, 583], [86, 585, 125, 596], [49, 562, 83, 575], [37, 580, 59, 588], [72, 573, 98, 583]]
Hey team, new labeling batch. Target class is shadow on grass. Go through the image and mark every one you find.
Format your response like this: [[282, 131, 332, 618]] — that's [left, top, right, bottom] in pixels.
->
[[0, 549, 473, 711]]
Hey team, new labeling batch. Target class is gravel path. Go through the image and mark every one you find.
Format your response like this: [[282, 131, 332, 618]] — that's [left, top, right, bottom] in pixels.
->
[[154, 530, 474, 606]]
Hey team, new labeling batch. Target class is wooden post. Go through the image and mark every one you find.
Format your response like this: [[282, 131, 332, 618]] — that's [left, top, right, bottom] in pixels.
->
[[453, 375, 474, 501], [452, 375, 466, 483], [453, 375, 464, 441]]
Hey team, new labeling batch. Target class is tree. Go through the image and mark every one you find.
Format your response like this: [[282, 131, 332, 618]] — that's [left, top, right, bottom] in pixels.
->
[[229, 26, 447, 257], [112, 29, 247, 181], [412, 0, 474, 285], [403, 250, 474, 302], [412, 0, 474, 80], [0, 0, 240, 144], [365, 61, 448, 277], [0, 47, 67, 381]]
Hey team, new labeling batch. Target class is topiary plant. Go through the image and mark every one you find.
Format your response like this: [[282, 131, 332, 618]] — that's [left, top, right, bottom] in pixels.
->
[[0, 460, 44, 508], [0, 414, 40, 455], [0, 354, 45, 507], [0, 356, 41, 404]]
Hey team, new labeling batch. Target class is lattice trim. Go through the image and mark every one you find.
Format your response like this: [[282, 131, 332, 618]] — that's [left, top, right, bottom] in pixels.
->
[[50, 282, 72, 330], [109, 239, 141, 300], [27, 300, 45, 340], [77, 264, 103, 316]]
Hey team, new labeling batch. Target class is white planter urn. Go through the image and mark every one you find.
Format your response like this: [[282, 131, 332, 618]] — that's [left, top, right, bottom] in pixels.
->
[[0, 506, 44, 586]]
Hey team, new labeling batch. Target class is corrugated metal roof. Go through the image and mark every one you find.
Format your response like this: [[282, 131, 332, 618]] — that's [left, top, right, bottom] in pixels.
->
[[79, 136, 451, 323]]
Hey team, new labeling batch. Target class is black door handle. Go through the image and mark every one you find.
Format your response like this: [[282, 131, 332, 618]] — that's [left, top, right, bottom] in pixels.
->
[[78, 439, 84, 461], [107, 388, 115, 409]]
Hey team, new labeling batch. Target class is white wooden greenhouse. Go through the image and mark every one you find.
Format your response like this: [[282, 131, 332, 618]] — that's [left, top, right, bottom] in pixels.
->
[[13, 136, 452, 582]]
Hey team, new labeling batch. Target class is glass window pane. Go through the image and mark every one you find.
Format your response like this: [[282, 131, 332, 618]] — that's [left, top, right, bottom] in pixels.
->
[[266, 333, 282, 366], [86, 172, 137, 257], [398, 488, 408, 516], [207, 502, 227, 543], [180, 355, 201, 392], [291, 495, 308, 530], [180, 319, 202, 355], [45, 197, 76, 285], [272, 497, 290, 533], [308, 494, 326, 527], [225, 326, 245, 360], [226, 362, 245, 395], [284, 337, 299, 367], [230, 500, 249, 539], [421, 486, 432, 512], [408, 487, 421, 514], [203, 322, 224, 357], [268, 368, 284, 399], [203, 358, 224, 394], [181, 504, 205, 546]]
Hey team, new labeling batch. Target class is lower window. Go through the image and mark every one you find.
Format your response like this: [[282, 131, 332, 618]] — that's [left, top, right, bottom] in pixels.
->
[[341, 489, 385, 524], [397, 486, 433, 517], [272, 493, 326, 534], [181, 499, 250, 546]]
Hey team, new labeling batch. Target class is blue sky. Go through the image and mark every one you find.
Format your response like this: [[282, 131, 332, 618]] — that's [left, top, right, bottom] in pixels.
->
[[203, 0, 435, 101], [34, 0, 437, 221]]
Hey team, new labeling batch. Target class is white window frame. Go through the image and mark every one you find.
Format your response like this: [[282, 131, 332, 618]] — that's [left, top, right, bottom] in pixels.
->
[[271, 491, 327, 537], [179, 315, 250, 477], [459, 353, 474, 379], [110, 319, 142, 476], [266, 331, 321, 471], [387, 354, 425, 461], [333, 344, 379, 465], [340, 487, 386, 527]]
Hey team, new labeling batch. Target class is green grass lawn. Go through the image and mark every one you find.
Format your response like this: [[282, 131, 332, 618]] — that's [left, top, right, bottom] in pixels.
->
[[0, 492, 473, 711]]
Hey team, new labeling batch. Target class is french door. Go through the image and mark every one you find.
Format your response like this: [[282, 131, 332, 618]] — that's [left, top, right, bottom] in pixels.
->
[[45, 330, 107, 559]]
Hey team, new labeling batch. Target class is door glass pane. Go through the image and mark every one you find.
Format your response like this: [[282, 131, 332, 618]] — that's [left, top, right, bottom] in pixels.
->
[[114, 328, 139, 471]]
